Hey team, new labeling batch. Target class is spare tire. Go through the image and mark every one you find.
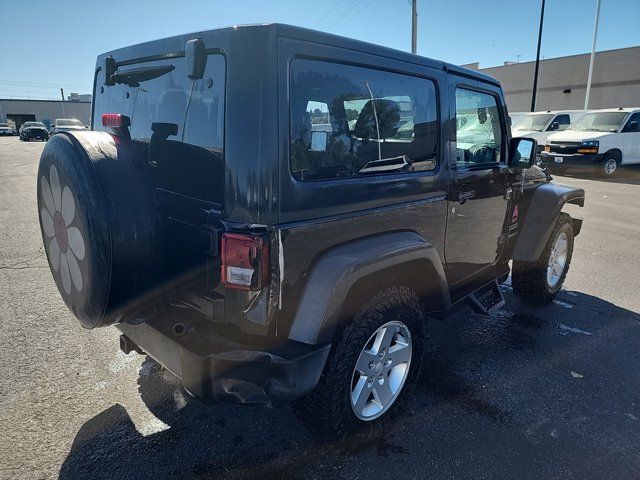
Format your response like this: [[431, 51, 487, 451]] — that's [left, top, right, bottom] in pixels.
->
[[37, 131, 163, 328]]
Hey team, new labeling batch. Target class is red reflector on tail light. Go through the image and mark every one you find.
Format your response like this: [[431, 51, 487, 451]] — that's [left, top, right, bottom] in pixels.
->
[[221, 233, 270, 291], [101, 113, 130, 128]]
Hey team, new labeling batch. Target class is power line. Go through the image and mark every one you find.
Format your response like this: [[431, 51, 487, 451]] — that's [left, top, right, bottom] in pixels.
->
[[315, 0, 343, 28], [333, 0, 377, 31], [326, 0, 363, 31], [0, 80, 90, 90]]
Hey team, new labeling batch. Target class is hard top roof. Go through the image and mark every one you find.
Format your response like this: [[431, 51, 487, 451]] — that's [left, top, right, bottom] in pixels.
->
[[97, 23, 499, 86], [583, 107, 640, 113]]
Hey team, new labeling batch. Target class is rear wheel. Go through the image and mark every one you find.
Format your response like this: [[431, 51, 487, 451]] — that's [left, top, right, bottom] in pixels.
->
[[512, 212, 574, 305], [294, 286, 426, 439]]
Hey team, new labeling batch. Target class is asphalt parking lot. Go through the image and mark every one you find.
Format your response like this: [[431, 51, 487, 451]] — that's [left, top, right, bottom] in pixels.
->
[[1, 135, 640, 479]]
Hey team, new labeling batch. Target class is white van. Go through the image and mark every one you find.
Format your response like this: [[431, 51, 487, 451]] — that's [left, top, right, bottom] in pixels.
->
[[540, 108, 640, 176], [512, 111, 586, 163]]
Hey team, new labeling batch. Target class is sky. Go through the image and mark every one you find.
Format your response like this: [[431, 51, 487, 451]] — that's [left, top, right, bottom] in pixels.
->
[[1, 0, 639, 100]]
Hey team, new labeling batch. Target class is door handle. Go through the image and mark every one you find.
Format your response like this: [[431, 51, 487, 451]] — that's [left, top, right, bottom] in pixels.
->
[[458, 190, 476, 204]]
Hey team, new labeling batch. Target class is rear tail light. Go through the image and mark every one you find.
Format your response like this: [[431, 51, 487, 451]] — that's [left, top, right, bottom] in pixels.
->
[[221, 233, 270, 291]]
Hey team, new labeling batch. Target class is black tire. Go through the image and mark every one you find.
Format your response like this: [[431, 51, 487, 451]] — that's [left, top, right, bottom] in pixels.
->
[[37, 131, 162, 328], [512, 212, 574, 305], [293, 286, 427, 439], [599, 153, 620, 177]]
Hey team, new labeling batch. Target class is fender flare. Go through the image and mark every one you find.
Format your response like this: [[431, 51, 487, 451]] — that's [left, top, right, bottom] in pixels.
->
[[287, 231, 450, 345], [512, 182, 585, 262]]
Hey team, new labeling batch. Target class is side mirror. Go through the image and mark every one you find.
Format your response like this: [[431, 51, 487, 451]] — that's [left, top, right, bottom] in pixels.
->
[[310, 131, 328, 152], [549, 122, 560, 131], [627, 121, 638, 132], [508, 137, 537, 170]]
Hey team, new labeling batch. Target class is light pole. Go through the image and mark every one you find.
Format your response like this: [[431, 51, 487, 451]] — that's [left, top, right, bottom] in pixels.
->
[[584, 0, 601, 110], [411, 0, 417, 54], [531, 0, 546, 112]]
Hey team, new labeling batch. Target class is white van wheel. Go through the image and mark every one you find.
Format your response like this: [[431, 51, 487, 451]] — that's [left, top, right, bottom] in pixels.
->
[[601, 156, 619, 176]]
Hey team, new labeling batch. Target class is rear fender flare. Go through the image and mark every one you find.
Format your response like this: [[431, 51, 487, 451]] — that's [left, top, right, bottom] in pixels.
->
[[287, 231, 450, 345], [513, 182, 584, 262]]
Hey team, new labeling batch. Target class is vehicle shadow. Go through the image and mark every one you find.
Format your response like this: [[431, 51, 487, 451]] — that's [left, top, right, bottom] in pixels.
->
[[555, 165, 640, 184], [59, 289, 640, 480]]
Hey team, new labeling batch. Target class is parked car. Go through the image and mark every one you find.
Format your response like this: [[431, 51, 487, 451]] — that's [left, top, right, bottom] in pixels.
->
[[36, 23, 585, 438], [51, 118, 87, 134], [512, 110, 585, 165], [541, 107, 640, 176], [19, 121, 49, 141], [0, 123, 15, 136]]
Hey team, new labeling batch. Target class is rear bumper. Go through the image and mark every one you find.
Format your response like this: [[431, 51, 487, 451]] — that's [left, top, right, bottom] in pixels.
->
[[540, 152, 603, 168], [117, 316, 331, 407]]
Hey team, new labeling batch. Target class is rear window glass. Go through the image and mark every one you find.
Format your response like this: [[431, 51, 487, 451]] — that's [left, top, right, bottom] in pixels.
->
[[289, 58, 438, 181], [94, 54, 226, 204]]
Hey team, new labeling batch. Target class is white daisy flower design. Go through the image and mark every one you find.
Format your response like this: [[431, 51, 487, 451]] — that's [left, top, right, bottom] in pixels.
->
[[40, 165, 86, 295]]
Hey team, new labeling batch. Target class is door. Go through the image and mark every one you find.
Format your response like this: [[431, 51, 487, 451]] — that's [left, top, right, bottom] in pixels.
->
[[445, 83, 511, 285], [620, 112, 640, 164]]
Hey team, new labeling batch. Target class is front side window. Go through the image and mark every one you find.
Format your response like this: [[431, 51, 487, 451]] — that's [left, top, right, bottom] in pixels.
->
[[553, 114, 571, 131], [455, 88, 503, 165], [290, 59, 438, 181], [622, 112, 640, 132]]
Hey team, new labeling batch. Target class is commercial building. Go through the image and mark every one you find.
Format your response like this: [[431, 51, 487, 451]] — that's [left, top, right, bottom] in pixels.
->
[[0, 98, 91, 131], [463, 46, 640, 113]]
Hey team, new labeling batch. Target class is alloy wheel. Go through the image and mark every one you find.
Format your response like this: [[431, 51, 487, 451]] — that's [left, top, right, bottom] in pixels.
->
[[547, 232, 568, 288], [350, 320, 412, 421], [604, 158, 617, 175]]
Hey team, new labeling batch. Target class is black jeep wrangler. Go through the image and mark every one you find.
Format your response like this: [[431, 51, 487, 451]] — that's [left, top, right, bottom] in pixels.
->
[[37, 24, 584, 437]]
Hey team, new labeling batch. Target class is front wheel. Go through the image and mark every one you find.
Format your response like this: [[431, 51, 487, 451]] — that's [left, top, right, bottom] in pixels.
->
[[512, 212, 574, 305], [600, 155, 619, 177], [294, 286, 426, 439]]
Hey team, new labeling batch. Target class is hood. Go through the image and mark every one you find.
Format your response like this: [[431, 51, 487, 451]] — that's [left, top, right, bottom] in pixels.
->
[[547, 130, 614, 143], [24, 126, 48, 131]]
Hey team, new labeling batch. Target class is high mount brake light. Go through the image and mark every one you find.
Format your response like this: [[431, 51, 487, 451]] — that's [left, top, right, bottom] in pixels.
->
[[221, 233, 270, 291], [101, 114, 130, 128]]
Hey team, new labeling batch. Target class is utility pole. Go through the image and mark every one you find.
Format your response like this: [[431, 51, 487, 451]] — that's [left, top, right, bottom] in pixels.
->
[[60, 88, 66, 118], [584, 0, 601, 110], [530, 0, 545, 112], [411, 0, 417, 54]]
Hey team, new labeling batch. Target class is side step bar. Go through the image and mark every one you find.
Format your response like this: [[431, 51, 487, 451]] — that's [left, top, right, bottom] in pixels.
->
[[468, 279, 505, 316]]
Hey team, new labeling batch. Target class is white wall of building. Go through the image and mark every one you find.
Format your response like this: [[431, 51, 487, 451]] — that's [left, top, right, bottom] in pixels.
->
[[463, 46, 640, 113], [0, 99, 91, 126]]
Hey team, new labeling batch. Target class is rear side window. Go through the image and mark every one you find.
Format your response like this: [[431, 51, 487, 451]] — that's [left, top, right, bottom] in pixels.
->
[[94, 54, 225, 203], [553, 114, 570, 131], [455, 88, 503, 165], [290, 59, 438, 181]]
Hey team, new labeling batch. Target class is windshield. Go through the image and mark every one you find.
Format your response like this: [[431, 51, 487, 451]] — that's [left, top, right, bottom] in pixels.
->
[[56, 119, 83, 127], [23, 122, 45, 128], [569, 112, 627, 132], [513, 114, 553, 131], [0, 123, 9, 127]]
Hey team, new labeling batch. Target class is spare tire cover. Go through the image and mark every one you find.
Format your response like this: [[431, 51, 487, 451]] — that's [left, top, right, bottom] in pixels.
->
[[37, 131, 162, 328]]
